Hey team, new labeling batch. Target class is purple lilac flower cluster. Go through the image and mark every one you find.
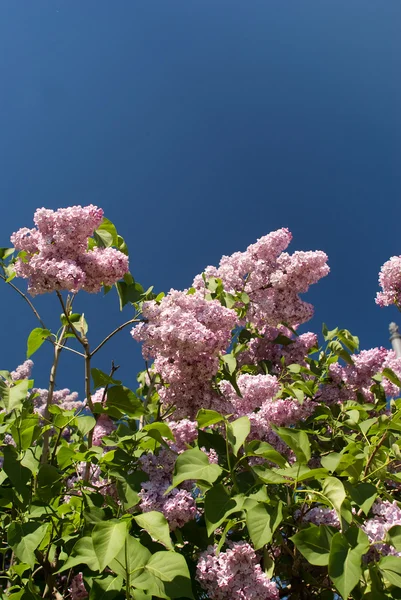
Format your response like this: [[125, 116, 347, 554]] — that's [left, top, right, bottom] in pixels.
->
[[10, 359, 34, 381], [193, 228, 329, 329], [69, 572, 88, 600], [132, 290, 238, 417], [32, 388, 82, 417], [241, 326, 317, 374], [319, 347, 401, 404], [376, 256, 401, 307], [196, 542, 279, 600], [362, 500, 401, 556], [138, 420, 199, 529], [299, 507, 340, 528], [11, 205, 128, 295], [220, 373, 315, 444]]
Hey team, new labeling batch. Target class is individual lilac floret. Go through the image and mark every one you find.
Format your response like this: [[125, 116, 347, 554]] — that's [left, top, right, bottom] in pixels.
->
[[376, 256, 401, 307], [69, 573, 88, 600], [10, 359, 33, 381], [11, 205, 128, 295], [196, 542, 279, 600]]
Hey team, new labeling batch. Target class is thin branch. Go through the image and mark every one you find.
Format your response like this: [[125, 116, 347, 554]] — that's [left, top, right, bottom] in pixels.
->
[[56, 291, 85, 348], [0, 273, 50, 332], [53, 342, 85, 358], [41, 325, 68, 464], [101, 361, 120, 405], [90, 317, 142, 357]]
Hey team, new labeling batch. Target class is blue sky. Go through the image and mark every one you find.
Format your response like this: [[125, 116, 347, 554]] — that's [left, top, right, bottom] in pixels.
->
[[0, 1, 400, 396]]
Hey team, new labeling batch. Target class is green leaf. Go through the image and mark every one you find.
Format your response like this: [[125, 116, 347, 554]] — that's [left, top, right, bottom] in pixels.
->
[[77, 416, 96, 437], [143, 551, 193, 599], [386, 526, 401, 552], [11, 416, 41, 450], [345, 482, 377, 516], [275, 464, 328, 482], [91, 368, 122, 388], [115, 281, 144, 310], [244, 440, 287, 468], [1, 379, 31, 412], [132, 592, 152, 600], [89, 574, 123, 600], [274, 427, 311, 464], [116, 473, 140, 510], [134, 511, 174, 550], [291, 525, 334, 566], [382, 368, 401, 388], [0, 247, 15, 260], [26, 328, 50, 358], [321, 453, 342, 473], [142, 422, 174, 441], [272, 334, 294, 346], [106, 385, 145, 418], [3, 446, 31, 492], [222, 354, 237, 375], [287, 363, 301, 373], [321, 477, 346, 520], [251, 466, 289, 484], [95, 218, 118, 247], [378, 556, 401, 587], [57, 537, 100, 573], [227, 416, 250, 456], [36, 464, 63, 501], [204, 484, 244, 536], [109, 534, 151, 580], [169, 447, 222, 491], [246, 502, 283, 550], [197, 409, 225, 428], [328, 529, 369, 599], [92, 520, 128, 571], [8, 522, 48, 569]]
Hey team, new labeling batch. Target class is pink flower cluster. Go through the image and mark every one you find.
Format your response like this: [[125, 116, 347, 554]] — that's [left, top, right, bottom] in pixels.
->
[[138, 448, 197, 530], [168, 419, 198, 451], [138, 420, 200, 529], [362, 500, 401, 556], [10, 359, 34, 381], [220, 373, 315, 445], [299, 507, 340, 528], [32, 388, 82, 416], [92, 414, 116, 446], [132, 290, 238, 417], [319, 347, 401, 404], [241, 326, 317, 374], [11, 205, 128, 295], [376, 256, 401, 307], [220, 374, 280, 415], [196, 542, 279, 600], [193, 229, 329, 328]]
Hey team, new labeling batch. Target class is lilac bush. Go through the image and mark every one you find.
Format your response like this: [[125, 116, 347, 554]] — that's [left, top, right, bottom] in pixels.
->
[[0, 205, 401, 599]]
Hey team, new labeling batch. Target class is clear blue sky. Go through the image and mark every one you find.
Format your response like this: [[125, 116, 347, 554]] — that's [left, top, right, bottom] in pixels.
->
[[0, 1, 400, 397]]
